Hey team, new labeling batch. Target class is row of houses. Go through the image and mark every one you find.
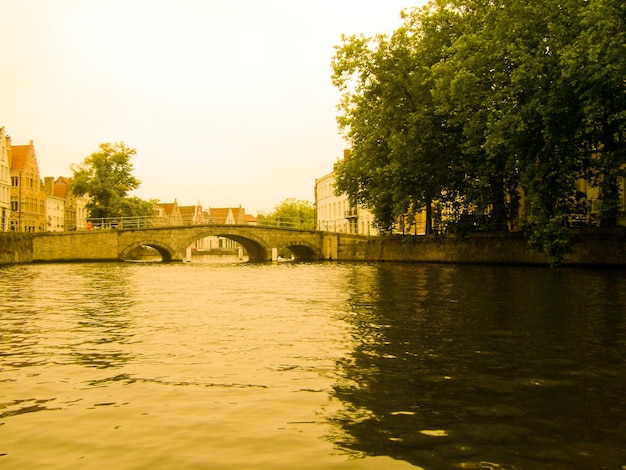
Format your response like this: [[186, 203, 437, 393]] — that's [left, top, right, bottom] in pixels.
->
[[0, 128, 256, 251], [0, 125, 391, 239], [0, 127, 89, 233], [1, 124, 374, 239], [154, 201, 253, 226], [7, 123, 622, 242]]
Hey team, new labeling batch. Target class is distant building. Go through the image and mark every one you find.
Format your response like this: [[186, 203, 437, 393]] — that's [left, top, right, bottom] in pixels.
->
[[46, 194, 65, 232], [314, 150, 379, 236], [154, 202, 249, 252], [315, 150, 431, 235], [570, 176, 626, 228], [179, 202, 206, 225], [207, 206, 247, 225], [0, 128, 11, 231], [199, 207, 249, 251], [44, 176, 88, 230], [10, 140, 47, 232], [154, 200, 183, 226]]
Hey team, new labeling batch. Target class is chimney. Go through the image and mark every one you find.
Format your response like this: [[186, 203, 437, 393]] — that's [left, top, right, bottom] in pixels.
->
[[44, 176, 55, 195]]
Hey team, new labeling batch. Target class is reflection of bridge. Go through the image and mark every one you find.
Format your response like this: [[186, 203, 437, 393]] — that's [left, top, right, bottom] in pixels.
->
[[33, 224, 338, 262]]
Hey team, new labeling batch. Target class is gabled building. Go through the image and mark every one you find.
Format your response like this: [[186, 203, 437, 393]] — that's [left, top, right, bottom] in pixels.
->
[[154, 200, 183, 226], [179, 202, 205, 225], [0, 128, 11, 231], [10, 140, 47, 232], [198, 206, 249, 252], [43, 176, 88, 231], [57, 177, 88, 230], [207, 206, 246, 225]]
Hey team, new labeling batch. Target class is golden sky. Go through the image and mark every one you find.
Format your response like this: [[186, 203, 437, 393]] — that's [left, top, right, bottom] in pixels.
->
[[1, 0, 421, 214]]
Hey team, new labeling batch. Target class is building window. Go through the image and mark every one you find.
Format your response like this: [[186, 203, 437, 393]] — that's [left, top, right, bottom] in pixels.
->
[[11, 176, 18, 187], [11, 201, 18, 211]]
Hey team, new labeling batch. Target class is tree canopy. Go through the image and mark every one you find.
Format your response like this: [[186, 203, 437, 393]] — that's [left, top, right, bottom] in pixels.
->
[[331, 0, 626, 262], [71, 142, 155, 219], [257, 198, 315, 229]]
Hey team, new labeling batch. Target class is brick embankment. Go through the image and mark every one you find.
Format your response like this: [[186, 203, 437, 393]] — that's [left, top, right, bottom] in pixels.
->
[[333, 229, 626, 267], [0, 233, 33, 265], [2, 229, 625, 267]]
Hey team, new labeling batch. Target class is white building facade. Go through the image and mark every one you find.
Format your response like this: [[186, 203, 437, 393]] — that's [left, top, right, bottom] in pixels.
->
[[46, 195, 65, 232], [314, 153, 379, 236], [0, 128, 10, 232]]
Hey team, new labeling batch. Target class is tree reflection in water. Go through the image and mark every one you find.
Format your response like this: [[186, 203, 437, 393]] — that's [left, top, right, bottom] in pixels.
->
[[328, 263, 626, 469]]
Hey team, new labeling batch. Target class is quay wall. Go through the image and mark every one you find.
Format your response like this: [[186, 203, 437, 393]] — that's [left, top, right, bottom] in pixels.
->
[[331, 229, 626, 266], [0, 233, 33, 265], [31, 231, 119, 262], [3, 229, 625, 267]]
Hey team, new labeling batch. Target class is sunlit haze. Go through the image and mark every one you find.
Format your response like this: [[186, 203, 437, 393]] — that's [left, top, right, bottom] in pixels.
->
[[0, 0, 425, 214]]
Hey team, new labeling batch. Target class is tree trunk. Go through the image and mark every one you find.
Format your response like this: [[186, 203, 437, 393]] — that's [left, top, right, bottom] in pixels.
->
[[490, 175, 508, 232], [425, 195, 433, 235]]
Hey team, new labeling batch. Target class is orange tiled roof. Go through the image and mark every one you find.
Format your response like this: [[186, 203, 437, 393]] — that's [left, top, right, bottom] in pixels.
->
[[209, 207, 247, 224], [155, 202, 178, 216], [208, 208, 229, 224], [10, 145, 34, 171], [178, 206, 196, 216], [231, 207, 246, 220], [54, 176, 71, 198]]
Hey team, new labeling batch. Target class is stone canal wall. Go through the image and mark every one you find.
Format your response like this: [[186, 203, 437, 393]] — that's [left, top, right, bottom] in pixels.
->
[[31, 231, 120, 262], [0, 233, 33, 265], [331, 229, 626, 266], [2, 229, 625, 267]]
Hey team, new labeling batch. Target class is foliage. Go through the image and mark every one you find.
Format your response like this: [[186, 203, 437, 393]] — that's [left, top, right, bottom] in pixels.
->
[[560, 0, 626, 227], [70, 142, 155, 218], [115, 196, 157, 218], [332, 7, 465, 234], [257, 198, 315, 229], [331, 0, 626, 263], [524, 218, 572, 267]]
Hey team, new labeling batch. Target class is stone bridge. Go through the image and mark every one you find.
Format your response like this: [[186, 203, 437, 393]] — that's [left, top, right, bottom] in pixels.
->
[[32, 224, 339, 262], [26, 225, 626, 266]]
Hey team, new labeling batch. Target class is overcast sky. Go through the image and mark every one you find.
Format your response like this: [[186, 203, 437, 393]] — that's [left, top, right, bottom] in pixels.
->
[[1, 0, 423, 214]]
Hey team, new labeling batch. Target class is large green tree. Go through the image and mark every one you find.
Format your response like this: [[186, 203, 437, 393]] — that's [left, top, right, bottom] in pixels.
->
[[432, 0, 585, 258], [561, 0, 626, 227], [71, 142, 154, 219], [332, 5, 465, 234], [332, 0, 626, 263]]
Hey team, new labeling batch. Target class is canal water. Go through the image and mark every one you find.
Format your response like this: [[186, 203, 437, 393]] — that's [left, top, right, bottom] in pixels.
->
[[1, 260, 625, 469]]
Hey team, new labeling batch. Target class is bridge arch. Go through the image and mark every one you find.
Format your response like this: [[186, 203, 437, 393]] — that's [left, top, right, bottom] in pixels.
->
[[119, 240, 176, 262], [179, 229, 272, 261], [277, 241, 323, 260]]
